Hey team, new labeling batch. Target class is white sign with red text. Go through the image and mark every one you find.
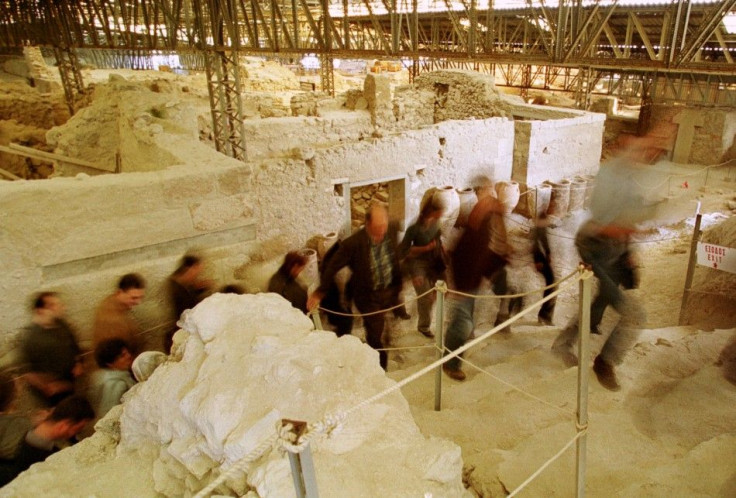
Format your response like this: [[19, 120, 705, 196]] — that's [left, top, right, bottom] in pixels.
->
[[696, 242, 736, 274]]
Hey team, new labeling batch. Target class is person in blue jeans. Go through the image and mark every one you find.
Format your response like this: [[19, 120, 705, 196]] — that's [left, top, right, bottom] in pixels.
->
[[552, 156, 649, 391], [400, 201, 446, 338], [443, 193, 507, 381]]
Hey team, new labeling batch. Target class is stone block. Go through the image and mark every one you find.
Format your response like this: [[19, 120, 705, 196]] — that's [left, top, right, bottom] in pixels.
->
[[163, 173, 217, 205], [190, 195, 254, 231]]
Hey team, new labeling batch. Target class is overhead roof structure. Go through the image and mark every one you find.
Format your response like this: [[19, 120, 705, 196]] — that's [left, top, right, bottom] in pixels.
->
[[0, 1, 733, 71], [0, 1, 733, 156]]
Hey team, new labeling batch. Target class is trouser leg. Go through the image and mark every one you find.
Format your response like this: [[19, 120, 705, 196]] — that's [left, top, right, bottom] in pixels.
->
[[362, 312, 387, 369], [599, 293, 646, 365], [444, 295, 476, 370], [357, 289, 393, 370], [538, 260, 556, 322], [414, 275, 435, 333]]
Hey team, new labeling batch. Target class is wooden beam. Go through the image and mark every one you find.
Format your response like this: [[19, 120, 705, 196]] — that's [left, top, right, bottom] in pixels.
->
[[3, 143, 107, 171]]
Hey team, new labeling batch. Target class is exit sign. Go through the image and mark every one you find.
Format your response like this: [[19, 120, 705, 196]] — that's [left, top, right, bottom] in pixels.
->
[[696, 242, 736, 274]]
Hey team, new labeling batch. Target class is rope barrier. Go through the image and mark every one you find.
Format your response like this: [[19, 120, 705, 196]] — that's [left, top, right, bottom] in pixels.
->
[[317, 288, 435, 317], [193, 431, 281, 498], [629, 158, 736, 192], [506, 427, 587, 498], [317, 269, 579, 321], [340, 272, 586, 423], [454, 354, 576, 417], [448, 269, 578, 300], [376, 343, 440, 353]]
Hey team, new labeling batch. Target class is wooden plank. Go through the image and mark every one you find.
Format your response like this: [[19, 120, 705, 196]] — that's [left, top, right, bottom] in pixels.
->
[[3, 144, 107, 171]]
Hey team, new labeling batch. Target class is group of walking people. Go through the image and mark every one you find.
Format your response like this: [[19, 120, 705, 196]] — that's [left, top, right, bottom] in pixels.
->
[[298, 164, 645, 392], [0, 256, 213, 485]]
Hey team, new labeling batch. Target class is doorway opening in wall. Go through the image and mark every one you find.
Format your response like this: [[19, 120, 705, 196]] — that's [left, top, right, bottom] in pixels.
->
[[343, 176, 406, 236]]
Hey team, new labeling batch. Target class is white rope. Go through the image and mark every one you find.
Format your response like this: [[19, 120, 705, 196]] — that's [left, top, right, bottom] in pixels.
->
[[456, 354, 576, 417], [195, 268, 592, 497], [342, 270, 588, 420], [193, 431, 280, 498], [507, 426, 587, 498]]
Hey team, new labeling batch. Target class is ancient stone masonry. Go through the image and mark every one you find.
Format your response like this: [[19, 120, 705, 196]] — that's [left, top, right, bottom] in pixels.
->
[[0, 65, 608, 359]]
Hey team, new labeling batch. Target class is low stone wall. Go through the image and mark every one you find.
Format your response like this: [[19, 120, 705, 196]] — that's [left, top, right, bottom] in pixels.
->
[[0, 163, 256, 357], [511, 103, 605, 187], [0, 115, 516, 361]]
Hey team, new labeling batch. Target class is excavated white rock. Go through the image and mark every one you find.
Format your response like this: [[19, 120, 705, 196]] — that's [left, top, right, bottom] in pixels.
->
[[2, 293, 468, 497]]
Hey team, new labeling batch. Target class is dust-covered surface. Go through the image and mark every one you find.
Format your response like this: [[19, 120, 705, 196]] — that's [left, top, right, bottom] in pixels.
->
[[0, 54, 735, 497], [2, 294, 469, 498]]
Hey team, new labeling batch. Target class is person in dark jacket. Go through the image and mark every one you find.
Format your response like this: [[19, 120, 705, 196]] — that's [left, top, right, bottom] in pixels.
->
[[166, 255, 213, 352], [443, 193, 507, 381], [533, 213, 557, 326], [268, 251, 309, 313], [308, 203, 403, 370], [20, 292, 83, 406]]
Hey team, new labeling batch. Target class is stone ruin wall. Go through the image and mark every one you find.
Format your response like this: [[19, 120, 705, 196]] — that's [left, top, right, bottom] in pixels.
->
[[646, 104, 736, 165], [0, 116, 516, 363], [0, 68, 610, 364], [511, 104, 606, 187]]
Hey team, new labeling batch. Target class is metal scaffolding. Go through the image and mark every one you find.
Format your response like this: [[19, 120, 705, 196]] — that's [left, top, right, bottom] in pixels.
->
[[0, 0, 732, 107]]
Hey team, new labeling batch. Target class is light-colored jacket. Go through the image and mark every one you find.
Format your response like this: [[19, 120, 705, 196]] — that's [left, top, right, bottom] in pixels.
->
[[88, 369, 136, 418]]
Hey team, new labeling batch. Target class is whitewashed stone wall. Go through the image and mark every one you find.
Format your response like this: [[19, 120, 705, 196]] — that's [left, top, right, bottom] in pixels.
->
[[511, 103, 606, 187], [0, 69, 605, 365], [0, 163, 256, 357]]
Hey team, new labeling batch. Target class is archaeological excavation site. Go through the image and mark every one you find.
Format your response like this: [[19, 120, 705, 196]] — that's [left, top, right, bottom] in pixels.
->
[[0, 1, 735, 497]]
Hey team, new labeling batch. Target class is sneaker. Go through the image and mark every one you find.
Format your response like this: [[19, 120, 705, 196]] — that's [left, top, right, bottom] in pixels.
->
[[442, 364, 466, 381], [593, 355, 620, 391], [418, 329, 435, 338]]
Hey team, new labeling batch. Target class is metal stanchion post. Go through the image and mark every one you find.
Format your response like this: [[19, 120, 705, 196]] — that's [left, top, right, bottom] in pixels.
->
[[575, 267, 592, 498], [434, 280, 447, 412], [679, 209, 702, 325], [282, 420, 319, 498], [310, 310, 323, 330]]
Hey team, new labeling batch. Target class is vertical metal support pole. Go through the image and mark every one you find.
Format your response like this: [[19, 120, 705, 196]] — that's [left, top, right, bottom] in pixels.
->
[[575, 268, 592, 498], [283, 420, 319, 498], [434, 280, 447, 412], [310, 310, 323, 330], [679, 210, 702, 325]]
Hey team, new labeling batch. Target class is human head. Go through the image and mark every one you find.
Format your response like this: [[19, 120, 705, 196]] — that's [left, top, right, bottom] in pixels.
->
[[31, 291, 65, 324], [173, 255, 202, 279], [220, 284, 244, 294], [281, 251, 308, 279], [0, 371, 17, 413], [365, 203, 389, 244], [95, 339, 133, 370], [116, 273, 146, 309], [419, 200, 443, 224], [471, 176, 495, 200], [46, 396, 94, 440]]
